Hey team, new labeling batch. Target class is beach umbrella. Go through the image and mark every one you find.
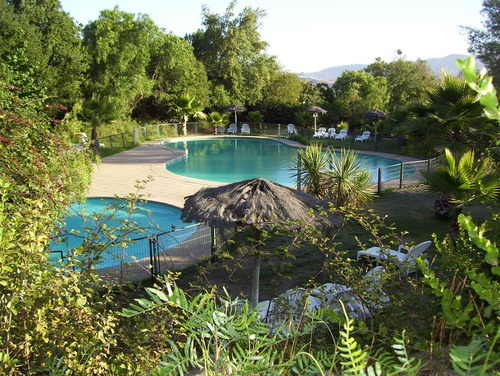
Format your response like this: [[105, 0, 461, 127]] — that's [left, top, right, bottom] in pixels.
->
[[181, 178, 341, 307], [224, 104, 247, 125], [306, 106, 327, 132], [365, 109, 387, 122]]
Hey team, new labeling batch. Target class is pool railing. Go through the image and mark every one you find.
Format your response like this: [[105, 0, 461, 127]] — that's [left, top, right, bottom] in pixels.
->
[[50, 223, 213, 283]]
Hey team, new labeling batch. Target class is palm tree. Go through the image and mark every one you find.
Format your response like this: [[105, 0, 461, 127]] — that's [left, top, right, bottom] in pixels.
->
[[207, 111, 229, 134], [422, 148, 500, 235], [326, 148, 373, 209], [175, 94, 206, 136], [81, 97, 115, 153], [399, 73, 496, 158]]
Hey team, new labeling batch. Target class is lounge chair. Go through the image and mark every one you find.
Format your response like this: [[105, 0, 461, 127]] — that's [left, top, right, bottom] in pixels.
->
[[217, 125, 226, 134], [335, 129, 348, 140], [241, 123, 250, 134], [227, 123, 237, 134], [312, 127, 327, 138], [356, 240, 432, 275], [256, 288, 321, 331], [287, 124, 297, 135], [355, 131, 371, 142], [327, 127, 336, 138]]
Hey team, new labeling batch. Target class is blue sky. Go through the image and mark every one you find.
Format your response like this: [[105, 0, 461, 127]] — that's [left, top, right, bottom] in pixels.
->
[[59, 0, 485, 73]]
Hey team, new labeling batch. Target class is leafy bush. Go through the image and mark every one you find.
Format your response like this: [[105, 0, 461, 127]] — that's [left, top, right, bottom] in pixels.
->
[[289, 133, 308, 145]]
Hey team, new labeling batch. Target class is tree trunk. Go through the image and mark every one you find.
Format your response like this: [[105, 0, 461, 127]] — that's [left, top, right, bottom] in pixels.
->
[[449, 207, 463, 237], [182, 116, 188, 136]]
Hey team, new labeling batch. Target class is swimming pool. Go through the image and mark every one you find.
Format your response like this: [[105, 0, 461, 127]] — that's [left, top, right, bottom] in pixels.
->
[[165, 137, 406, 185], [50, 198, 197, 269]]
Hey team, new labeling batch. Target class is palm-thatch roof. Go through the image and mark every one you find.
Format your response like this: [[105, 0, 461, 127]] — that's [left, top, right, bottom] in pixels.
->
[[181, 178, 340, 230]]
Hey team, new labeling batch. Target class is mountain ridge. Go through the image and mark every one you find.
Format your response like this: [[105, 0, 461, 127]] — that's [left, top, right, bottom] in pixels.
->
[[300, 54, 484, 83]]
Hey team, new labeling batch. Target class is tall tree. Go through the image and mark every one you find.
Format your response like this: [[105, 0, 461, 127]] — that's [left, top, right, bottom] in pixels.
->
[[82, 7, 156, 118], [135, 33, 209, 120], [366, 56, 439, 111], [464, 0, 500, 85], [188, 1, 277, 107], [0, 0, 86, 108], [332, 70, 388, 128]]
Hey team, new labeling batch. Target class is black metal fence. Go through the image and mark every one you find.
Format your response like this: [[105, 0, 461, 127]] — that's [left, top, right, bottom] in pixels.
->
[[51, 224, 212, 282], [374, 158, 437, 194]]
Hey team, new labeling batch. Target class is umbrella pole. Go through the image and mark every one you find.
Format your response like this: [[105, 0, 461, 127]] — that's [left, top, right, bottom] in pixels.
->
[[251, 251, 260, 308], [251, 228, 261, 308]]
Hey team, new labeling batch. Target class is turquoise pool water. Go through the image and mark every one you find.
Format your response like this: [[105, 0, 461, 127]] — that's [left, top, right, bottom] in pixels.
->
[[50, 198, 196, 269], [165, 137, 404, 185]]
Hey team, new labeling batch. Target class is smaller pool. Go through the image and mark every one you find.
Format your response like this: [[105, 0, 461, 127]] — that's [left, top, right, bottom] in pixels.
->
[[50, 198, 196, 269]]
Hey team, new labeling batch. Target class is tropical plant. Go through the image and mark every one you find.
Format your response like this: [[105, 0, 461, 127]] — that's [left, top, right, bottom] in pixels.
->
[[326, 148, 374, 209], [293, 143, 329, 197], [421, 148, 499, 234], [81, 97, 116, 152], [397, 73, 496, 158], [207, 111, 229, 133], [293, 145, 374, 209], [175, 94, 207, 135]]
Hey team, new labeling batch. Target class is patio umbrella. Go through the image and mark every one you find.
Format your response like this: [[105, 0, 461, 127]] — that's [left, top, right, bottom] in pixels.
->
[[364, 109, 388, 149], [306, 106, 327, 132], [224, 104, 247, 125], [365, 109, 387, 122], [181, 178, 341, 307]]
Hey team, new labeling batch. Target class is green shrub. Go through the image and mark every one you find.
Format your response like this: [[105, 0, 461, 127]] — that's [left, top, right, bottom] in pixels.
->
[[289, 133, 308, 145]]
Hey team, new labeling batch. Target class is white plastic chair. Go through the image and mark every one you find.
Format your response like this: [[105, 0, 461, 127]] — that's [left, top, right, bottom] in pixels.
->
[[312, 127, 327, 138], [227, 123, 237, 134], [355, 131, 371, 142], [335, 129, 348, 140], [327, 127, 336, 138], [356, 241, 432, 275], [287, 124, 297, 135], [241, 123, 250, 134]]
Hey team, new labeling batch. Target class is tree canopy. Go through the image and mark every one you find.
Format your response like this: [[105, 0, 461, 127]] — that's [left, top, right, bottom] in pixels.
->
[[464, 0, 500, 85], [188, 1, 278, 108]]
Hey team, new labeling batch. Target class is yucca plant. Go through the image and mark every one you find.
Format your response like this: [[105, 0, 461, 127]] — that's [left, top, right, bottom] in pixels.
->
[[326, 148, 374, 210], [293, 143, 328, 198]]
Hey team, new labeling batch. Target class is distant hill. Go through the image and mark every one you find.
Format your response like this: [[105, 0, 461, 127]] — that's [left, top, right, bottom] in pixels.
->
[[300, 54, 484, 83]]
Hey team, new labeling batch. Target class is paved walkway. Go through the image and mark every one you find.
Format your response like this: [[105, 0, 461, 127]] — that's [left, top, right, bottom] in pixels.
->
[[87, 140, 223, 208], [88, 136, 417, 208]]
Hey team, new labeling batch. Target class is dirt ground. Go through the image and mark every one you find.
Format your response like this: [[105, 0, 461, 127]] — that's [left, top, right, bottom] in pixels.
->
[[174, 185, 493, 302]]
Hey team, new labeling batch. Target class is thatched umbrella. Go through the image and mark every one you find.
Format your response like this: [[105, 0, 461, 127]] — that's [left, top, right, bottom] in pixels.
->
[[364, 109, 388, 149], [181, 178, 341, 307], [224, 104, 247, 125]]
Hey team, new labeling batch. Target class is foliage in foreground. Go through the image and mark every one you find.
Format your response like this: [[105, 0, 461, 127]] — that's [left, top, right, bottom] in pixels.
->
[[118, 212, 499, 375]]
